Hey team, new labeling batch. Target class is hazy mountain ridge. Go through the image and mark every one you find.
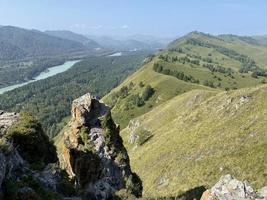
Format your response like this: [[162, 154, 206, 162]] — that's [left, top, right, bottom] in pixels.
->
[[87, 34, 168, 51], [0, 26, 89, 60], [44, 30, 101, 49]]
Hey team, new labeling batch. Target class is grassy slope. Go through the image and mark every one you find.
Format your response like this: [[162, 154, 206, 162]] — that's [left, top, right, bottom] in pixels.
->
[[220, 34, 267, 67], [103, 32, 267, 128], [121, 85, 267, 198], [173, 32, 267, 68], [102, 32, 267, 198], [102, 60, 212, 128]]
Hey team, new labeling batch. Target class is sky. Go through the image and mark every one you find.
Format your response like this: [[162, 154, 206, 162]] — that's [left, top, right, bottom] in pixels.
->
[[0, 0, 266, 37]]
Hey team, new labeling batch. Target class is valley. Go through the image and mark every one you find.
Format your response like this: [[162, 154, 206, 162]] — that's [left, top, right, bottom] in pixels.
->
[[0, 51, 150, 138], [0, 60, 79, 94], [0, 25, 267, 200]]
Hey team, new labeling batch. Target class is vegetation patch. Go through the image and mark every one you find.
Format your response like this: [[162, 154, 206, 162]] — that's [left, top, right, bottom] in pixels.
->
[[6, 112, 57, 169]]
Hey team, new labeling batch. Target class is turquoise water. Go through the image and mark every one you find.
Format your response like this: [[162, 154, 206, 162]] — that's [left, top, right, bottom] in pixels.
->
[[0, 60, 80, 94]]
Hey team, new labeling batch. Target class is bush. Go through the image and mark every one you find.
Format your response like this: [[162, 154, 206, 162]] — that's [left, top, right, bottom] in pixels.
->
[[141, 85, 155, 101], [203, 80, 215, 88], [137, 129, 153, 146], [251, 72, 258, 78], [6, 113, 57, 169], [139, 82, 145, 88]]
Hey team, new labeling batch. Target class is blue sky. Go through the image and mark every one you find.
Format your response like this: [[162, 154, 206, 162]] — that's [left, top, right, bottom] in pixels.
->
[[0, 0, 266, 37]]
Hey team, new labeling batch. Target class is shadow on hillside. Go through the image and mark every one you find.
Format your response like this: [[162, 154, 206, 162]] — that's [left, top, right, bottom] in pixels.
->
[[174, 186, 206, 200], [148, 186, 206, 200]]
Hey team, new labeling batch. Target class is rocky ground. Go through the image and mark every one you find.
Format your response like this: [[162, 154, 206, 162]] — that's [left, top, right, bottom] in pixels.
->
[[201, 175, 267, 200]]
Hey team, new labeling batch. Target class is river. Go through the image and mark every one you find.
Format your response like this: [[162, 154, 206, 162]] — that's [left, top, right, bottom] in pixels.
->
[[0, 60, 80, 95]]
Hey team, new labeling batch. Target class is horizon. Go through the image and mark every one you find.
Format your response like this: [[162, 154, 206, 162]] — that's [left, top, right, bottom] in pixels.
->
[[0, 0, 266, 37], [1, 25, 266, 40]]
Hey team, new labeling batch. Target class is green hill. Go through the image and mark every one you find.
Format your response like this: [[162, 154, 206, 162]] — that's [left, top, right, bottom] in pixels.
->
[[102, 32, 267, 198], [120, 85, 267, 198], [103, 32, 267, 128]]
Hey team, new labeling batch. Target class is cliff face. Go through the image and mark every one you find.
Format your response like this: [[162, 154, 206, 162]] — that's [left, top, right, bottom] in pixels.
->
[[0, 111, 70, 200], [57, 93, 142, 199], [0, 94, 142, 200]]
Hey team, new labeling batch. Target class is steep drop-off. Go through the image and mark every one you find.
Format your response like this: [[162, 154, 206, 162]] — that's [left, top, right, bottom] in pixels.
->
[[56, 93, 142, 199], [0, 93, 142, 200]]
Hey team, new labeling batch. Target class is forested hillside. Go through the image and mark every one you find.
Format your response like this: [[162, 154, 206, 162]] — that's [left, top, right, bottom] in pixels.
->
[[0, 26, 88, 60], [0, 26, 104, 88], [0, 51, 150, 137]]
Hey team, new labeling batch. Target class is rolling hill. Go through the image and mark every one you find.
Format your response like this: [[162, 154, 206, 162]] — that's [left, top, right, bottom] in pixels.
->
[[44, 30, 101, 49], [103, 32, 267, 128], [0, 26, 88, 60], [120, 85, 267, 198], [102, 32, 267, 197]]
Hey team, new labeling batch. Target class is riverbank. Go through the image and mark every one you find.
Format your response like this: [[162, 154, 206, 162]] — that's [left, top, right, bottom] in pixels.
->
[[0, 60, 80, 94]]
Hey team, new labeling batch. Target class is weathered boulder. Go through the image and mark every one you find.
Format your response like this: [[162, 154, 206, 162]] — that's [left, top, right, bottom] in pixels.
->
[[0, 111, 19, 136], [200, 175, 267, 200], [58, 93, 142, 199]]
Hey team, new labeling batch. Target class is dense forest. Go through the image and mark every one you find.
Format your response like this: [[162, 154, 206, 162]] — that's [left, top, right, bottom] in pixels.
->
[[0, 51, 149, 138], [0, 58, 68, 87]]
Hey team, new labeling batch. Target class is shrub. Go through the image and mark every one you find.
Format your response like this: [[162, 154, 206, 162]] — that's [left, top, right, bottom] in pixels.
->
[[137, 129, 153, 146], [6, 113, 57, 169], [141, 85, 155, 101], [139, 81, 145, 88], [251, 72, 258, 78]]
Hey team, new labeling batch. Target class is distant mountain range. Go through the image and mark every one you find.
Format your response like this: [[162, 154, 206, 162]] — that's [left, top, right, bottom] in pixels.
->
[[0, 26, 90, 60], [44, 30, 101, 49], [0, 25, 171, 61], [86, 34, 170, 51]]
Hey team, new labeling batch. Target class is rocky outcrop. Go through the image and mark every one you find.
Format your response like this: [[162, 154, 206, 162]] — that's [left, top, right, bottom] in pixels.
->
[[0, 94, 142, 200], [0, 111, 19, 136], [200, 175, 267, 200], [0, 111, 74, 199], [58, 93, 142, 200], [0, 111, 22, 189]]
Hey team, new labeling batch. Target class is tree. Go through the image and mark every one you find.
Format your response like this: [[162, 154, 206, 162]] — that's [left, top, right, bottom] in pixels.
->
[[251, 72, 258, 78], [141, 85, 155, 101]]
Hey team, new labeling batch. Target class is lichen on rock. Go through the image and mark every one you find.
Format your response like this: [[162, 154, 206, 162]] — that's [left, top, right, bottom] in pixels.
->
[[57, 93, 142, 199]]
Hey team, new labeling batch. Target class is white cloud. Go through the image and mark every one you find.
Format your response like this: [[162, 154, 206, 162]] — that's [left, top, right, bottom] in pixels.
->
[[88, 25, 103, 30], [122, 25, 129, 29], [70, 23, 87, 29]]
